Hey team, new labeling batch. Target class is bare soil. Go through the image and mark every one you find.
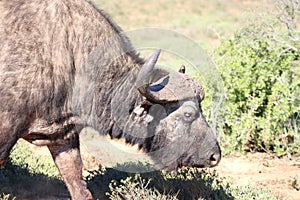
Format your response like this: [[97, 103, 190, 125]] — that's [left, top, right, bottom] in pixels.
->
[[215, 153, 300, 200]]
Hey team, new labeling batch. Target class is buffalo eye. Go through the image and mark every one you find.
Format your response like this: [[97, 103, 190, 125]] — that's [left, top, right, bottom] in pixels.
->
[[184, 111, 195, 120], [183, 110, 196, 122], [181, 101, 198, 122], [184, 112, 192, 118]]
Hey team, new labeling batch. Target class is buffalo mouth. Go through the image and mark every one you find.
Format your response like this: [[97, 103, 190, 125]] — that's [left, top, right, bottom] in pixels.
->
[[162, 156, 221, 173], [178, 153, 221, 170], [162, 162, 207, 175], [162, 159, 206, 173]]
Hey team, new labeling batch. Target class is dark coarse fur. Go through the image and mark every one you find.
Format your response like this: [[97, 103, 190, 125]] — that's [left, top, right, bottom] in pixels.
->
[[0, 0, 145, 145], [0, 0, 147, 199]]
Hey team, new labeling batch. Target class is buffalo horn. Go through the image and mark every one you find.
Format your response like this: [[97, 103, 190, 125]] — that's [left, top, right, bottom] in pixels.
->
[[137, 49, 172, 103], [136, 49, 161, 88], [137, 50, 198, 103]]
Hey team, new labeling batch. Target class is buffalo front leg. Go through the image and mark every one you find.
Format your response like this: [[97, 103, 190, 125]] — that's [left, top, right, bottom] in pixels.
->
[[47, 131, 93, 200], [0, 135, 17, 167], [0, 120, 18, 168]]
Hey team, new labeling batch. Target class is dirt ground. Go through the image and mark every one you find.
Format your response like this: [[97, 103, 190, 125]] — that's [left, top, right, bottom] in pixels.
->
[[215, 153, 300, 200]]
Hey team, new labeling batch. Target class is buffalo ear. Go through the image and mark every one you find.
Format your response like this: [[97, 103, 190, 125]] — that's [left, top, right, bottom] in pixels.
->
[[179, 65, 185, 74]]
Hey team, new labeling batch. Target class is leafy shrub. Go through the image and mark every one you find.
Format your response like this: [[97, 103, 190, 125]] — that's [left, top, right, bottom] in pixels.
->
[[214, 4, 300, 156], [108, 175, 178, 200], [106, 168, 276, 200]]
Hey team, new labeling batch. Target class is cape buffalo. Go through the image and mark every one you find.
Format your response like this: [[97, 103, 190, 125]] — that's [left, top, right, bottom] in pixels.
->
[[0, 0, 221, 199]]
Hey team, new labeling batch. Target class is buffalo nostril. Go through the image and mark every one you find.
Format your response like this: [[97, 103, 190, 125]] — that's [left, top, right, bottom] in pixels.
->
[[209, 153, 221, 167]]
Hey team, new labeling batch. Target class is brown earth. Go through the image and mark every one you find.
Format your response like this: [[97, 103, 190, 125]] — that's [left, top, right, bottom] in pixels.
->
[[215, 153, 300, 200]]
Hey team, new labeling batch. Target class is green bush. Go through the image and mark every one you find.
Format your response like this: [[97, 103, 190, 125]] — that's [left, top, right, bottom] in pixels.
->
[[106, 168, 276, 200], [108, 175, 178, 200], [214, 10, 300, 156]]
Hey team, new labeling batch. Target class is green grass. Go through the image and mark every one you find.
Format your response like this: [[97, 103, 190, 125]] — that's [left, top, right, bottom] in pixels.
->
[[9, 143, 59, 178], [96, 0, 266, 49]]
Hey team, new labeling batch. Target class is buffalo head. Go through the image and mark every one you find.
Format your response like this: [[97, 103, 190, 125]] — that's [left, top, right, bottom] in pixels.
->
[[123, 49, 221, 171]]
